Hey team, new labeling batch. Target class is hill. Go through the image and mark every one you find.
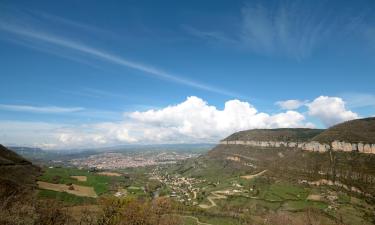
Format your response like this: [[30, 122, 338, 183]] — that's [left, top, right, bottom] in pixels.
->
[[223, 128, 324, 142], [168, 124, 375, 224], [172, 120, 375, 198], [0, 144, 40, 197], [6, 146, 47, 160], [313, 117, 375, 144], [0, 144, 31, 165]]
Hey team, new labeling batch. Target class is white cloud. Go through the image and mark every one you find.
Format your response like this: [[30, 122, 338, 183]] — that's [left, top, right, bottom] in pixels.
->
[[0, 104, 84, 113], [275, 99, 307, 110], [0, 96, 312, 149], [0, 120, 62, 147], [128, 96, 309, 141], [307, 96, 358, 127]]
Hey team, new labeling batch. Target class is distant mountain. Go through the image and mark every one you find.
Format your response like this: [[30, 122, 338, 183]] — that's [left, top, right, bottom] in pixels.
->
[[313, 117, 375, 144], [223, 128, 324, 142], [7, 146, 47, 159]]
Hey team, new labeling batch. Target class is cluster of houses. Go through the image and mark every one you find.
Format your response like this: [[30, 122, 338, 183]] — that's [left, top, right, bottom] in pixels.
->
[[220, 140, 375, 154]]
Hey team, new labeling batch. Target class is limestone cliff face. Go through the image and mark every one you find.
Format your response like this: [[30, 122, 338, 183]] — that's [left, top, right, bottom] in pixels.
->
[[219, 140, 375, 154]]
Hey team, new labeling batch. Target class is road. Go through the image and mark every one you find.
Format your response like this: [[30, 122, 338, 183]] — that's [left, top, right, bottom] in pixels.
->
[[199, 170, 267, 209]]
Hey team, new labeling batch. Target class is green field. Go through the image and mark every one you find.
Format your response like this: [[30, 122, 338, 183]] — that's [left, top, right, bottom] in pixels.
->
[[37, 167, 131, 205]]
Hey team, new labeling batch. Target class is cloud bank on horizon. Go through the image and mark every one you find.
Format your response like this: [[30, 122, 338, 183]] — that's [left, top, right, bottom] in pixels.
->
[[0, 96, 359, 149]]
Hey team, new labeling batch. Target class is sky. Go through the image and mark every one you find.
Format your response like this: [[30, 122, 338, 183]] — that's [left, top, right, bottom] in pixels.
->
[[0, 0, 374, 149]]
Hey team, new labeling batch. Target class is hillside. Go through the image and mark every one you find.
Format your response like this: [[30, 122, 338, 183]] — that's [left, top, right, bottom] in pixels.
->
[[0, 144, 31, 165], [223, 128, 324, 142], [0, 144, 40, 197], [313, 117, 375, 144], [173, 120, 375, 200]]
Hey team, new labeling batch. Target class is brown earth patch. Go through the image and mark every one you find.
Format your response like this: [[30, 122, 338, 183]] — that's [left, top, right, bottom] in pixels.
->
[[70, 176, 87, 182], [240, 170, 267, 180], [307, 194, 323, 201], [37, 181, 97, 198], [97, 172, 122, 177]]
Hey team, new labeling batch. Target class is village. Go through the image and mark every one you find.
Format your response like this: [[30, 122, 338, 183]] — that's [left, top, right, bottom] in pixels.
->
[[149, 166, 204, 205]]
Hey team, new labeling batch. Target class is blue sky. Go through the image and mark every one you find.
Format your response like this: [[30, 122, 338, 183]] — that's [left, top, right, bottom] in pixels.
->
[[0, 0, 374, 149]]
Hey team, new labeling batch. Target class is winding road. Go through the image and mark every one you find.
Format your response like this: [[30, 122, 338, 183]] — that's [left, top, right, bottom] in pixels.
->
[[198, 170, 267, 209]]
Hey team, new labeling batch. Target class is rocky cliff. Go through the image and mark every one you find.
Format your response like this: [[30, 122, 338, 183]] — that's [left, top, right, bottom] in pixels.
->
[[220, 139, 375, 154], [220, 118, 375, 154]]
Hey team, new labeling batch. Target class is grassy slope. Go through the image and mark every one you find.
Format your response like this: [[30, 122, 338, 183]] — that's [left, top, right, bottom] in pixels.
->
[[0, 144, 30, 165], [313, 117, 375, 143], [223, 128, 324, 142], [0, 145, 41, 198]]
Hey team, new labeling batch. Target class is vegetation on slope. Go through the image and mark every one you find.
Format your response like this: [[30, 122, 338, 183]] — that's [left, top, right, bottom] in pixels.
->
[[313, 117, 375, 143], [0, 144, 31, 165], [223, 128, 324, 142], [0, 145, 41, 198]]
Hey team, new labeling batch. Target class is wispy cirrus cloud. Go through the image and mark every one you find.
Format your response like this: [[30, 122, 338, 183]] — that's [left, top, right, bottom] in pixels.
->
[[0, 104, 84, 113], [182, 25, 237, 44], [340, 93, 375, 108], [0, 103, 123, 120], [0, 11, 238, 97], [184, 1, 367, 59], [239, 2, 333, 59], [30, 10, 117, 38]]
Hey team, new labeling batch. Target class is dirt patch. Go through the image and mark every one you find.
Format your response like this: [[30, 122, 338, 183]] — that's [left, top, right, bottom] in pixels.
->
[[97, 172, 122, 177], [37, 181, 97, 198], [240, 170, 267, 180], [307, 194, 323, 201], [71, 176, 87, 182], [226, 156, 241, 162]]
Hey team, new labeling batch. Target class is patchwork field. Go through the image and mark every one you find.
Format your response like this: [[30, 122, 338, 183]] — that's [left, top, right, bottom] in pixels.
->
[[34, 164, 375, 225], [37, 167, 128, 203], [38, 181, 97, 197]]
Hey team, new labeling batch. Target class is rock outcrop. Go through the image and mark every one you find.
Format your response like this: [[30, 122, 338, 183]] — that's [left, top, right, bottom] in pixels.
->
[[219, 140, 375, 154], [220, 117, 375, 154]]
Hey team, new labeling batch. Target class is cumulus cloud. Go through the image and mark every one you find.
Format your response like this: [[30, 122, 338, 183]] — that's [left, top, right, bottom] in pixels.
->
[[1, 96, 363, 149], [128, 96, 309, 141], [276, 99, 307, 110], [307, 96, 358, 127], [0, 96, 312, 149]]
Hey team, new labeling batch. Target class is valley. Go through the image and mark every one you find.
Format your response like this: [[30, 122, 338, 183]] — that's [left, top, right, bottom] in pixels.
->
[[1, 118, 375, 225]]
